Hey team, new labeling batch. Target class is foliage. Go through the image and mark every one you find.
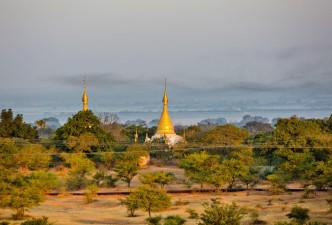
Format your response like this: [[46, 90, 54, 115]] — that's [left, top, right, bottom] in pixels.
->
[[92, 170, 118, 187], [6, 185, 43, 219], [16, 144, 51, 171], [20, 217, 55, 225], [198, 199, 245, 225], [139, 171, 175, 189], [275, 148, 315, 181], [62, 154, 95, 190], [0, 222, 9, 225], [194, 124, 249, 145], [114, 150, 142, 187], [266, 174, 286, 194], [64, 133, 98, 153], [243, 121, 274, 135], [0, 109, 37, 139], [145, 216, 162, 225], [163, 215, 186, 225], [26, 171, 60, 194], [286, 206, 310, 224], [84, 184, 99, 203], [54, 110, 115, 151], [186, 208, 199, 219], [180, 151, 218, 189], [125, 186, 171, 217], [220, 158, 249, 189], [206, 164, 231, 191]]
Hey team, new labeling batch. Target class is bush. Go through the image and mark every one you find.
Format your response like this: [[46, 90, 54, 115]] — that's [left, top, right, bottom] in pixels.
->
[[20, 217, 55, 225], [66, 176, 90, 191], [198, 200, 245, 225], [185, 208, 199, 219], [0, 222, 10, 225], [146, 216, 162, 225], [174, 199, 189, 206], [163, 215, 186, 225], [286, 206, 310, 224], [84, 184, 99, 203]]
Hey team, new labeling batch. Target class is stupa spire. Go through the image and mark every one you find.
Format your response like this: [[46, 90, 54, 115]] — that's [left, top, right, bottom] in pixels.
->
[[156, 79, 175, 135], [82, 77, 89, 111], [134, 127, 139, 142]]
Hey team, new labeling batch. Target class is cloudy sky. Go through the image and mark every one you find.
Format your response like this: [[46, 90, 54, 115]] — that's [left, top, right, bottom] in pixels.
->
[[0, 0, 332, 112]]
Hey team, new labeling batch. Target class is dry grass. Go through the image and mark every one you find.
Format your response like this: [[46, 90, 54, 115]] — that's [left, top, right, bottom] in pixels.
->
[[1, 166, 331, 225], [1, 191, 331, 225]]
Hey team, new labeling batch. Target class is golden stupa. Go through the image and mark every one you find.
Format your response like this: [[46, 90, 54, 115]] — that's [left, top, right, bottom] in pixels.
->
[[82, 77, 89, 111], [156, 79, 175, 135]]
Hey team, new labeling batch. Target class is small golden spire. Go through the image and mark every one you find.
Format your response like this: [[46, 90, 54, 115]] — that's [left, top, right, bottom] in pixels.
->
[[156, 78, 175, 135], [162, 78, 168, 105], [134, 127, 139, 142], [82, 77, 89, 111]]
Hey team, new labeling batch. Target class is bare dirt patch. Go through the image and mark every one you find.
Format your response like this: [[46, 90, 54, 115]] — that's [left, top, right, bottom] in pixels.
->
[[1, 191, 331, 225]]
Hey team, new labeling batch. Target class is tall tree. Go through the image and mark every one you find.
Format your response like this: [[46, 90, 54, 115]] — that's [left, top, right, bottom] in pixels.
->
[[54, 110, 115, 151], [0, 109, 37, 139], [180, 151, 218, 189]]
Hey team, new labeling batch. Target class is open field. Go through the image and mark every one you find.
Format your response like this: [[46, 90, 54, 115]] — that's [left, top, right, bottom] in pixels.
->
[[1, 166, 331, 224], [1, 190, 331, 225]]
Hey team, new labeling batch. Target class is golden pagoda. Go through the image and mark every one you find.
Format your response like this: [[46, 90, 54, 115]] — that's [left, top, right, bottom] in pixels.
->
[[150, 79, 183, 146], [134, 128, 139, 142], [82, 77, 89, 111], [156, 79, 175, 135]]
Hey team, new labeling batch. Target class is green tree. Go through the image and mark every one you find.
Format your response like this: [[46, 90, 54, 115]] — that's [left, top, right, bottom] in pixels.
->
[[16, 144, 51, 171], [62, 154, 95, 190], [195, 124, 249, 145], [180, 151, 218, 189], [114, 151, 140, 187], [206, 164, 231, 192], [0, 109, 37, 139], [140, 171, 175, 189], [26, 171, 60, 194], [266, 174, 286, 195], [220, 158, 249, 189], [64, 133, 99, 153], [198, 200, 245, 225], [1, 176, 43, 219], [126, 186, 171, 217], [54, 110, 115, 151]]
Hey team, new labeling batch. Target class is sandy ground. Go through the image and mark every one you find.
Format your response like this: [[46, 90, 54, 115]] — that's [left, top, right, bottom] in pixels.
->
[[1, 191, 331, 225], [1, 166, 331, 225]]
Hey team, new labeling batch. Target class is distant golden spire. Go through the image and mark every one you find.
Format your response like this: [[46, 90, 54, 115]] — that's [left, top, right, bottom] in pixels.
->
[[82, 77, 89, 111], [134, 127, 139, 142], [156, 79, 175, 135]]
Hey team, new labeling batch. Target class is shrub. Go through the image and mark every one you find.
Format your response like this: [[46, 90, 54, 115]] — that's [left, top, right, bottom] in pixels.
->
[[174, 199, 189, 206], [20, 217, 55, 225], [84, 184, 99, 203], [146, 216, 162, 225], [286, 206, 310, 224], [0, 222, 10, 225], [198, 200, 245, 225], [185, 208, 199, 219], [163, 215, 186, 225]]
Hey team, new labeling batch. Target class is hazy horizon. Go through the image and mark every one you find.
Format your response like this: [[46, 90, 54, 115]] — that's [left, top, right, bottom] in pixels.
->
[[1, 0, 332, 121]]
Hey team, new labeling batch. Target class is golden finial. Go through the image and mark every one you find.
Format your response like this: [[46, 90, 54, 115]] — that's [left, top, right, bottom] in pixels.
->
[[82, 76, 89, 111], [156, 79, 175, 135], [162, 78, 168, 105]]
